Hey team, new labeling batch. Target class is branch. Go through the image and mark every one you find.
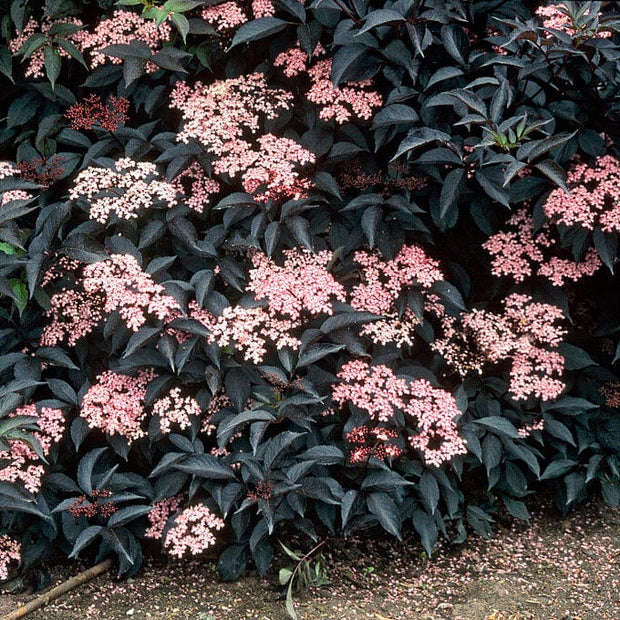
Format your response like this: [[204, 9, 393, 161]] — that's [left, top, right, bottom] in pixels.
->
[[1, 558, 113, 620]]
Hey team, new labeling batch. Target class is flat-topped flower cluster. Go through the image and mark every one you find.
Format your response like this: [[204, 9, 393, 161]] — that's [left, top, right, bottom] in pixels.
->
[[484, 208, 602, 287], [333, 360, 467, 467], [434, 294, 567, 401]]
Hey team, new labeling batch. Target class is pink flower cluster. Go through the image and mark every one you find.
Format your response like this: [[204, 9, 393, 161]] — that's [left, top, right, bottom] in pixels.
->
[[83, 254, 181, 330], [333, 360, 466, 467], [9, 11, 171, 78], [307, 58, 383, 123], [518, 418, 545, 438], [73, 10, 171, 71], [1, 190, 31, 205], [406, 379, 468, 467], [274, 43, 382, 124], [80, 369, 155, 442], [193, 304, 290, 365], [543, 155, 620, 233], [215, 134, 315, 202], [201, 0, 303, 30], [40, 288, 104, 347], [201, 2, 248, 32], [434, 294, 567, 401], [189, 249, 344, 363], [152, 388, 201, 434], [346, 425, 402, 463], [41, 254, 180, 345], [351, 245, 444, 346], [333, 360, 409, 422], [0, 161, 17, 179], [172, 162, 220, 213], [249, 249, 345, 321], [273, 45, 310, 78], [163, 504, 225, 558], [171, 74, 293, 155], [483, 208, 601, 286], [145, 495, 183, 540], [0, 161, 31, 205], [251, 0, 276, 18], [65, 95, 129, 133], [9, 17, 84, 78], [69, 158, 177, 223], [171, 74, 314, 201], [0, 535, 21, 580], [535, 4, 610, 38], [0, 405, 65, 494]]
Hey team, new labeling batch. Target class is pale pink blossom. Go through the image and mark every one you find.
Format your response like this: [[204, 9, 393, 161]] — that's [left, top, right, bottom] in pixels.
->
[[406, 379, 468, 467], [333, 361, 409, 422], [74, 10, 171, 71], [84, 255, 181, 330], [351, 245, 444, 347], [434, 294, 567, 401], [40, 288, 104, 347], [9, 17, 84, 78], [70, 158, 177, 223], [213, 134, 315, 202], [146, 495, 183, 540], [188, 249, 343, 363], [274, 46, 309, 78], [170, 75, 314, 202], [163, 504, 225, 558], [251, 0, 276, 18], [333, 360, 466, 466], [172, 162, 219, 214], [2, 190, 32, 205], [201, 2, 248, 31], [0, 535, 21, 580], [0, 405, 65, 494], [239, 134, 315, 202], [42, 254, 180, 345], [484, 208, 601, 286], [0, 162, 32, 205], [536, 4, 611, 38], [518, 418, 545, 438], [248, 249, 345, 321], [307, 58, 382, 123], [543, 155, 620, 233], [152, 388, 201, 434], [170, 74, 293, 155], [0, 161, 19, 179], [80, 369, 155, 442]]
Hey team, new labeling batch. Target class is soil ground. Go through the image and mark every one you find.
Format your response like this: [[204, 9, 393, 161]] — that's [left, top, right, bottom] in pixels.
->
[[0, 498, 618, 620]]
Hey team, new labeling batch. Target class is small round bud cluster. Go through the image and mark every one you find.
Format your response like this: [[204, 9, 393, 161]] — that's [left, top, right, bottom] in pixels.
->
[[66, 489, 117, 518]]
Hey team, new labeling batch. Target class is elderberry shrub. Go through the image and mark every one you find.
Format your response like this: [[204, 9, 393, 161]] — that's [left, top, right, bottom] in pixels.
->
[[0, 0, 618, 583]]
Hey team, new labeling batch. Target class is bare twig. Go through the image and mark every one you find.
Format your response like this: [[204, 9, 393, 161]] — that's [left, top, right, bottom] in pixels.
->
[[1, 558, 114, 620]]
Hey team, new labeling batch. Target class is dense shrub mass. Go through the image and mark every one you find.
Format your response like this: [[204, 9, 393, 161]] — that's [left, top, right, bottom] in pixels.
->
[[0, 0, 618, 584]]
